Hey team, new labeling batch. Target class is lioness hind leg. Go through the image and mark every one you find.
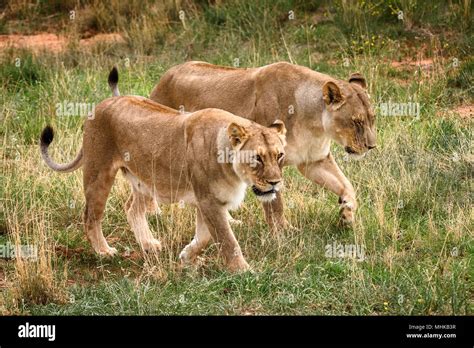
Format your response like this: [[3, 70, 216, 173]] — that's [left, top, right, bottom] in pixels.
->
[[125, 191, 162, 253], [179, 210, 211, 264], [83, 166, 118, 257]]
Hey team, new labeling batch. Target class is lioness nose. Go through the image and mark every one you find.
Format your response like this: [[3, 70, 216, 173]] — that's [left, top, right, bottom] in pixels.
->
[[345, 146, 357, 154], [267, 180, 281, 186]]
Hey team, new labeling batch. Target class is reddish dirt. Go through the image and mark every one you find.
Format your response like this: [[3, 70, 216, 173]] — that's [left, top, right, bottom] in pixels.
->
[[437, 104, 474, 119], [0, 33, 125, 54], [391, 58, 434, 70], [79, 33, 125, 48], [453, 104, 473, 119], [0, 33, 66, 53]]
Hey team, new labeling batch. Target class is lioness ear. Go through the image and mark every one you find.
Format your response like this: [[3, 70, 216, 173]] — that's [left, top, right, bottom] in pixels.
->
[[348, 72, 367, 89], [227, 123, 249, 148], [322, 81, 344, 105], [269, 120, 286, 136]]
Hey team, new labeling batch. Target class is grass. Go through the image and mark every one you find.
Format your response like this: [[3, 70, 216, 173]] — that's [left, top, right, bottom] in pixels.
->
[[0, 0, 472, 315]]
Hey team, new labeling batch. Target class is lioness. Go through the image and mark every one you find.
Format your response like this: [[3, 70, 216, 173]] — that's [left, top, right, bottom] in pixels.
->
[[40, 69, 286, 272], [150, 61, 376, 231]]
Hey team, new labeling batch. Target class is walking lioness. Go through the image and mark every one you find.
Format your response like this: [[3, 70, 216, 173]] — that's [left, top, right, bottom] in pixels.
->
[[40, 68, 286, 272], [150, 61, 376, 231]]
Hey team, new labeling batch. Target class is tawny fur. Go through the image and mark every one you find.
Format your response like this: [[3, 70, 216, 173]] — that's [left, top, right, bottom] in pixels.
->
[[150, 61, 377, 230], [40, 95, 286, 273]]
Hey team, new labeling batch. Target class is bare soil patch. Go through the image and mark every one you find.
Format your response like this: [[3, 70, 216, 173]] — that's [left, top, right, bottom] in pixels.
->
[[0, 33, 125, 54], [391, 58, 434, 70], [453, 104, 473, 119]]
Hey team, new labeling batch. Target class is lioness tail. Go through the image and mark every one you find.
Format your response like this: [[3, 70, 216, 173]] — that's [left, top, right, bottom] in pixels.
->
[[40, 126, 83, 172], [108, 66, 120, 96]]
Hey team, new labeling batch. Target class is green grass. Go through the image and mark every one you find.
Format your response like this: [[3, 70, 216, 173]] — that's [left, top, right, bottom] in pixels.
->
[[0, 0, 472, 315]]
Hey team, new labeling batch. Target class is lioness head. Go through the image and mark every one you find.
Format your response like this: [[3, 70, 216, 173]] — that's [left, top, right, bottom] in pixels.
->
[[227, 120, 287, 202], [322, 73, 376, 158]]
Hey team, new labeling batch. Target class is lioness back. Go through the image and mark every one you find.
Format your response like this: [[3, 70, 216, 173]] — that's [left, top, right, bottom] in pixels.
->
[[150, 61, 262, 118]]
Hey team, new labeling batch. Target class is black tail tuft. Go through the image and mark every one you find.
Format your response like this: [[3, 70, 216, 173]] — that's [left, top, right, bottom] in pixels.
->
[[40, 125, 54, 146], [108, 66, 119, 86]]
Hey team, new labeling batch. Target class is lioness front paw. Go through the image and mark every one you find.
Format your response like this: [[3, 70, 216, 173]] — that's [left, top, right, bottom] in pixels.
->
[[142, 239, 162, 253], [226, 257, 251, 273], [339, 198, 356, 225], [340, 207, 354, 225], [97, 246, 118, 257], [179, 246, 197, 265]]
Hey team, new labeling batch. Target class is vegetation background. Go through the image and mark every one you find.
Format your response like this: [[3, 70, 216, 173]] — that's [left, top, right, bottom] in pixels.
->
[[0, 0, 472, 315]]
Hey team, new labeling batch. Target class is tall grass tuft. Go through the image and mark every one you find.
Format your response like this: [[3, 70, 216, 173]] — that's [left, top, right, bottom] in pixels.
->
[[7, 208, 67, 307]]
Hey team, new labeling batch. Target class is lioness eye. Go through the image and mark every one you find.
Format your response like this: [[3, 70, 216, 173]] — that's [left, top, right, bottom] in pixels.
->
[[277, 153, 284, 160]]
